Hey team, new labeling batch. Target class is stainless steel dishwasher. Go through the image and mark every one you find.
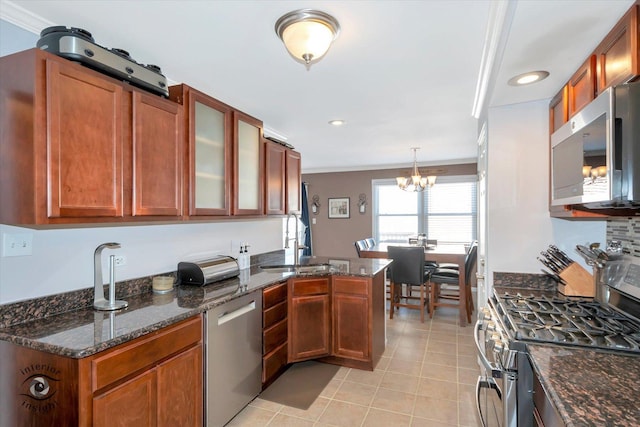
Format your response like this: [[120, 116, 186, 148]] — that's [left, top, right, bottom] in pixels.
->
[[205, 291, 263, 427]]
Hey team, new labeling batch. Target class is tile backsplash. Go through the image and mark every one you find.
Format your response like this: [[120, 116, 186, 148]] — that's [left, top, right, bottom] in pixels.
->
[[606, 217, 640, 257]]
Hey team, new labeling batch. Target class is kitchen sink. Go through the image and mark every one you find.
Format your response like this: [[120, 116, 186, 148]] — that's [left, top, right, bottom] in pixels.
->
[[260, 263, 334, 274]]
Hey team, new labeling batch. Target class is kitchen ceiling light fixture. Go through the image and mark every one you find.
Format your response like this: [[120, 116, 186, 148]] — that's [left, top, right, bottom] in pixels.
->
[[396, 148, 436, 192], [275, 9, 340, 69], [507, 70, 550, 86], [328, 119, 345, 126]]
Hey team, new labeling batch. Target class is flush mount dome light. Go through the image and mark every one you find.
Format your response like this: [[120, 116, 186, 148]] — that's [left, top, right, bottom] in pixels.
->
[[275, 9, 340, 69], [328, 119, 345, 126], [508, 70, 550, 86]]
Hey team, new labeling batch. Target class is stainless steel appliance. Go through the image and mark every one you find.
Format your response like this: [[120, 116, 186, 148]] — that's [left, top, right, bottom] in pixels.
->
[[550, 81, 640, 208], [178, 255, 239, 286], [206, 291, 262, 426], [475, 255, 640, 426], [36, 26, 169, 97]]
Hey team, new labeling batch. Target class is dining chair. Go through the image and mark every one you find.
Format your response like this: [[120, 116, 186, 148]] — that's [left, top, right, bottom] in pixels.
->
[[365, 237, 376, 248], [387, 246, 431, 323], [428, 241, 477, 324], [354, 240, 368, 257]]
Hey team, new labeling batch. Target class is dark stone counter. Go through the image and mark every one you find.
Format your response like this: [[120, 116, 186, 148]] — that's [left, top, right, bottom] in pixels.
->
[[0, 254, 391, 359], [528, 345, 640, 426]]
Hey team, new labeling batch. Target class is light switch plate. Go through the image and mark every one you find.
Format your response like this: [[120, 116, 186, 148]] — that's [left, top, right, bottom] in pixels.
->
[[2, 233, 33, 257]]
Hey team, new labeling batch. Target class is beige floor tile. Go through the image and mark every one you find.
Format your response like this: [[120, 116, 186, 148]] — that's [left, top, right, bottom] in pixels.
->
[[319, 378, 343, 398], [362, 407, 412, 426], [423, 351, 457, 368], [317, 400, 368, 427], [458, 397, 481, 426], [457, 343, 476, 356], [345, 367, 384, 387], [416, 378, 458, 401], [380, 371, 419, 394], [375, 355, 391, 371], [457, 354, 478, 370], [413, 395, 458, 423], [266, 412, 315, 426], [226, 405, 277, 426], [279, 396, 330, 421], [248, 397, 283, 412], [420, 362, 457, 382], [333, 366, 351, 380], [425, 341, 453, 355], [393, 344, 427, 362], [457, 367, 479, 385], [428, 331, 458, 344], [387, 357, 423, 376], [370, 387, 416, 415], [333, 381, 377, 406], [411, 416, 457, 427]]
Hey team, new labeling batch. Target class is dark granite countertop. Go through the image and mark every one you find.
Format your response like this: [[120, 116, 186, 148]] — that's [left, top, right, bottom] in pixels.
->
[[0, 255, 390, 359], [528, 344, 640, 426]]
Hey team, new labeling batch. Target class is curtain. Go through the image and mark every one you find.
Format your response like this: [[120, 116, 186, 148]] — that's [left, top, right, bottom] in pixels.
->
[[300, 182, 312, 256]]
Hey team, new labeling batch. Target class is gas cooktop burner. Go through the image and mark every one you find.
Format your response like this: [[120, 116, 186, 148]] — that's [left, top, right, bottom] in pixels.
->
[[495, 292, 640, 354]]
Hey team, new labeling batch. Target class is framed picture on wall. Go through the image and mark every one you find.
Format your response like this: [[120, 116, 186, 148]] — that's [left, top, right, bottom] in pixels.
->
[[328, 197, 350, 219]]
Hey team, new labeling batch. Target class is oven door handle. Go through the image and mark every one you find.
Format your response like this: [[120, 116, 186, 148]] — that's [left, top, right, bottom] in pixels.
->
[[474, 319, 503, 378], [476, 376, 502, 427]]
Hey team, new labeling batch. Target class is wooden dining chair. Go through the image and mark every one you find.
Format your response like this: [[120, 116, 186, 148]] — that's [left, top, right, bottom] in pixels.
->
[[354, 240, 368, 257], [428, 241, 477, 324], [387, 246, 431, 323], [365, 237, 376, 248]]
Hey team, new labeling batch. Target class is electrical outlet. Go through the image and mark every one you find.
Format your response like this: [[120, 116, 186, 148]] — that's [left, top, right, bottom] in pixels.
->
[[114, 255, 126, 266], [2, 233, 33, 257]]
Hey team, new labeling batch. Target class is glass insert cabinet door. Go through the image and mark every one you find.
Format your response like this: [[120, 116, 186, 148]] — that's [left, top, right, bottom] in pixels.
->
[[233, 112, 264, 215], [188, 92, 233, 216]]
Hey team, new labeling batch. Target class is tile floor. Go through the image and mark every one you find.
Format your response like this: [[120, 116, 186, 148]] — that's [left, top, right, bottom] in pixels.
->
[[228, 300, 481, 427]]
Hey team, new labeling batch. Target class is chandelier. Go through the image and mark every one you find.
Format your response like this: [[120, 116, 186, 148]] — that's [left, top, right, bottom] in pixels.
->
[[275, 9, 340, 69], [396, 148, 436, 192]]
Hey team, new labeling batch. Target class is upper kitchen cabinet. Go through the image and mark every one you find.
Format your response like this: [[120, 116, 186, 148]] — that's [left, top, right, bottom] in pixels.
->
[[169, 84, 233, 216], [233, 111, 264, 216], [285, 149, 302, 214], [264, 139, 286, 215], [0, 49, 184, 226], [549, 85, 568, 133], [595, 2, 640, 93], [568, 55, 596, 117]]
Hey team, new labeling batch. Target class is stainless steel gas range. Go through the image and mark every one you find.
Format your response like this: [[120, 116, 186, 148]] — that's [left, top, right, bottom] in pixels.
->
[[475, 255, 640, 427]]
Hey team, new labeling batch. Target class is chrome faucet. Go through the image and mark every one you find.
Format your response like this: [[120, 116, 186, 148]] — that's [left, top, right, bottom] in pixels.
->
[[285, 213, 306, 266], [94, 242, 128, 311]]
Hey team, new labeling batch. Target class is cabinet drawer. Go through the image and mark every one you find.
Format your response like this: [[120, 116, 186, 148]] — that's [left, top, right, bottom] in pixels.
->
[[333, 277, 368, 295], [262, 341, 287, 384], [264, 300, 287, 329], [92, 316, 202, 391], [263, 282, 287, 309], [263, 318, 287, 355], [290, 278, 329, 296]]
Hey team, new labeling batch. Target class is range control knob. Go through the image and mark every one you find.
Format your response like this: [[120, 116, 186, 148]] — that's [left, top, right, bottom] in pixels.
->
[[486, 321, 496, 332], [480, 307, 491, 320]]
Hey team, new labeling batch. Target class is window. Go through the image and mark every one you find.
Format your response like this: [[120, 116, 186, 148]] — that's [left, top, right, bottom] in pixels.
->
[[373, 176, 477, 244]]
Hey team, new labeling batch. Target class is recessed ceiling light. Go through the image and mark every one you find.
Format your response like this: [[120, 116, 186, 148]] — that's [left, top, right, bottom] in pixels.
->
[[508, 70, 550, 86], [329, 119, 345, 126]]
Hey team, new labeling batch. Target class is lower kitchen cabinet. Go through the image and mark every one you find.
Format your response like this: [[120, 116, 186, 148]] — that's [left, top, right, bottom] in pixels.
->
[[0, 315, 203, 426], [262, 281, 289, 387], [332, 277, 370, 361], [288, 277, 331, 362]]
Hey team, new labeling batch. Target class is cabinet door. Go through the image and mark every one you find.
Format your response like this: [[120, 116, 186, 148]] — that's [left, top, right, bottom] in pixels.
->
[[549, 85, 568, 134], [568, 55, 596, 117], [132, 92, 183, 217], [288, 278, 331, 362], [157, 344, 203, 427], [264, 140, 286, 215], [596, 4, 639, 93], [93, 370, 156, 427], [285, 150, 302, 214], [233, 111, 264, 215], [332, 277, 370, 360], [189, 90, 233, 216], [46, 58, 124, 218]]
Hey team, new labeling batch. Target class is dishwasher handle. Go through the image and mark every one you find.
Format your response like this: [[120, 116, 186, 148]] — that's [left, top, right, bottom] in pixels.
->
[[217, 300, 256, 326]]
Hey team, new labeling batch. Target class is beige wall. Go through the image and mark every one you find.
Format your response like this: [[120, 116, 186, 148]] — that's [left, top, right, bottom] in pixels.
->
[[303, 163, 477, 258]]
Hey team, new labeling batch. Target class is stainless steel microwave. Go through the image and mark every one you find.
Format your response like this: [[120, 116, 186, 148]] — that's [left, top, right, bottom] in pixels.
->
[[550, 81, 640, 208]]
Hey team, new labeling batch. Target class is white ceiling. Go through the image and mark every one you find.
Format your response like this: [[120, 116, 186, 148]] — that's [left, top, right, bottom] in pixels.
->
[[1, 0, 635, 173]]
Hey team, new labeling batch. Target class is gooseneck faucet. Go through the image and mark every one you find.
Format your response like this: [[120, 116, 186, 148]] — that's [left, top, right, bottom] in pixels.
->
[[94, 242, 128, 311], [285, 213, 306, 266]]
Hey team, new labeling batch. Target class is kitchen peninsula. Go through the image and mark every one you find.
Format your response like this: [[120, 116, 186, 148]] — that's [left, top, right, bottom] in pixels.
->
[[0, 254, 389, 426]]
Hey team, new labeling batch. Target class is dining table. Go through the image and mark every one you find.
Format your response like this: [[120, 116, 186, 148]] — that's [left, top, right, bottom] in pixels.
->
[[359, 242, 470, 326]]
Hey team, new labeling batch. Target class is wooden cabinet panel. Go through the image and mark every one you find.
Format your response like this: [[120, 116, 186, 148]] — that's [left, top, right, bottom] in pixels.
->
[[288, 277, 331, 362], [264, 300, 287, 329], [262, 282, 288, 387], [233, 111, 264, 215], [264, 139, 286, 215], [568, 55, 596, 117], [596, 3, 639, 93], [263, 282, 287, 309], [132, 91, 183, 217], [157, 344, 203, 427], [332, 276, 370, 361], [264, 318, 288, 354], [93, 370, 156, 427], [46, 58, 124, 218], [285, 150, 302, 214], [262, 342, 287, 385], [549, 86, 568, 134]]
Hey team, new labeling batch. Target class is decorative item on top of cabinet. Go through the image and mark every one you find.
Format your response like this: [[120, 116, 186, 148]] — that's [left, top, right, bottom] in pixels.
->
[[0, 48, 184, 226], [595, 1, 640, 93], [169, 84, 233, 216], [233, 111, 265, 215], [285, 149, 302, 214], [264, 139, 286, 215]]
